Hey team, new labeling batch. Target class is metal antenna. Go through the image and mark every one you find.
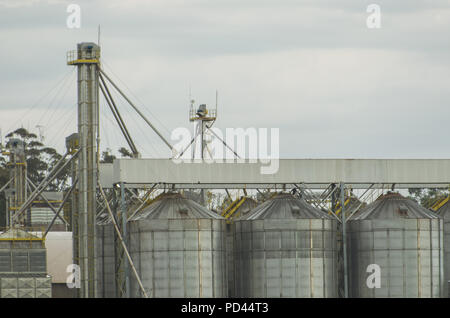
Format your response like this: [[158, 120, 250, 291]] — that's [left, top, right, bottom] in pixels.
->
[[98, 25, 101, 46], [36, 125, 45, 142], [215, 90, 218, 111]]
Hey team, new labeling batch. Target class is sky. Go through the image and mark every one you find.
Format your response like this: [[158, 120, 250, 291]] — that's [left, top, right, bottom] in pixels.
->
[[0, 0, 449, 159]]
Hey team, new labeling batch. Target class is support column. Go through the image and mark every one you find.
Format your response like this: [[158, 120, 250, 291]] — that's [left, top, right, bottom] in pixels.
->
[[71, 42, 100, 298], [7, 139, 27, 227], [340, 182, 349, 298], [120, 182, 130, 298], [71, 158, 80, 298]]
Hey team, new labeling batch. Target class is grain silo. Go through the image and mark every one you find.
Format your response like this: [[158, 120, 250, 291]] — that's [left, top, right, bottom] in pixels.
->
[[0, 228, 52, 298], [347, 192, 444, 298], [127, 192, 227, 298], [233, 193, 338, 298], [436, 199, 450, 297], [96, 212, 116, 298], [222, 196, 258, 297]]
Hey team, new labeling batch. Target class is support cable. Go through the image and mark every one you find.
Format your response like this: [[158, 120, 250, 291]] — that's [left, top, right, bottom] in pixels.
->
[[43, 177, 78, 237], [13, 149, 79, 223], [206, 127, 240, 159], [0, 178, 13, 194], [99, 69, 174, 153], [127, 185, 157, 221], [97, 182, 149, 298], [26, 178, 69, 226], [99, 74, 139, 157]]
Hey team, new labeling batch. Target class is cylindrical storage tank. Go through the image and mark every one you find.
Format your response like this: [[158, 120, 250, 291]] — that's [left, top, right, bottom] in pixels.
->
[[347, 192, 444, 298], [436, 200, 450, 297], [0, 228, 52, 298], [233, 193, 338, 298], [96, 213, 116, 298], [128, 192, 227, 298], [225, 197, 258, 297]]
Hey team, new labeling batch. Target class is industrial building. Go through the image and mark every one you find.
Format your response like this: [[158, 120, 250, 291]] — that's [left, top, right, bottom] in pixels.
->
[[0, 41, 449, 299]]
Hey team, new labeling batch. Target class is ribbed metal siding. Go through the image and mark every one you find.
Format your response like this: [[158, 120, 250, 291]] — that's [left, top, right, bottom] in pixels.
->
[[0, 250, 46, 273], [436, 203, 450, 297], [445, 217, 450, 297], [348, 218, 444, 297], [31, 207, 64, 225], [128, 218, 227, 298], [234, 218, 338, 298], [96, 222, 116, 298], [226, 223, 234, 297]]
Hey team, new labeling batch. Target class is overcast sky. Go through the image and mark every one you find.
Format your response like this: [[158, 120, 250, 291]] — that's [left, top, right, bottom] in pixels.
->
[[0, 0, 449, 159]]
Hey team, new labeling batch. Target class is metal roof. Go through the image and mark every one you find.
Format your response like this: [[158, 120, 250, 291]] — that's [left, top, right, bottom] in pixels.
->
[[235, 197, 258, 215], [349, 192, 440, 220], [238, 193, 333, 220], [129, 192, 224, 221], [0, 227, 41, 240], [436, 199, 450, 219]]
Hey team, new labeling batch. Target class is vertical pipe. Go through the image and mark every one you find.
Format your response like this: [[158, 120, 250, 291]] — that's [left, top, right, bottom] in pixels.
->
[[76, 43, 99, 298], [341, 182, 349, 298], [71, 159, 80, 298], [121, 182, 130, 297]]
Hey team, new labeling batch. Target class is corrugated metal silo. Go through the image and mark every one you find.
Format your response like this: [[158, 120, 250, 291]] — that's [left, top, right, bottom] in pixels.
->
[[224, 196, 258, 297], [347, 192, 444, 298], [127, 192, 227, 298], [233, 193, 338, 298], [436, 199, 450, 297], [0, 228, 52, 298], [96, 212, 116, 298]]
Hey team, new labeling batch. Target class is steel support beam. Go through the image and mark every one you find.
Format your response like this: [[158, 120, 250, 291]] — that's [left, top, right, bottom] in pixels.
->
[[341, 182, 349, 298], [103, 159, 450, 189], [120, 182, 130, 298]]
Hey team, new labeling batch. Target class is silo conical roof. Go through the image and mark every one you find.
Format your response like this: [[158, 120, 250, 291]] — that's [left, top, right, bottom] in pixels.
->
[[0, 227, 41, 240], [349, 192, 440, 220], [129, 192, 223, 221], [235, 197, 258, 215], [436, 198, 450, 219], [238, 193, 333, 220]]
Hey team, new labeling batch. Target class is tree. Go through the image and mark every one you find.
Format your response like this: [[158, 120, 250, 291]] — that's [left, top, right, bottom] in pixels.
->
[[3, 128, 69, 191], [408, 188, 449, 208], [118, 147, 133, 158], [100, 148, 116, 163]]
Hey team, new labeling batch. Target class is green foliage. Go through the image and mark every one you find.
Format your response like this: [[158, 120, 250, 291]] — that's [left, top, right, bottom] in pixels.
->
[[4, 128, 68, 191], [407, 188, 449, 208], [118, 147, 133, 158], [0, 128, 70, 227], [100, 148, 116, 163]]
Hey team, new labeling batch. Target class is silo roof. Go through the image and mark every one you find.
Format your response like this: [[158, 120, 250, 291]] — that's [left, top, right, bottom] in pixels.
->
[[129, 192, 224, 221], [349, 192, 440, 220], [235, 197, 258, 215], [0, 227, 42, 240], [436, 198, 450, 219], [238, 193, 333, 220]]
